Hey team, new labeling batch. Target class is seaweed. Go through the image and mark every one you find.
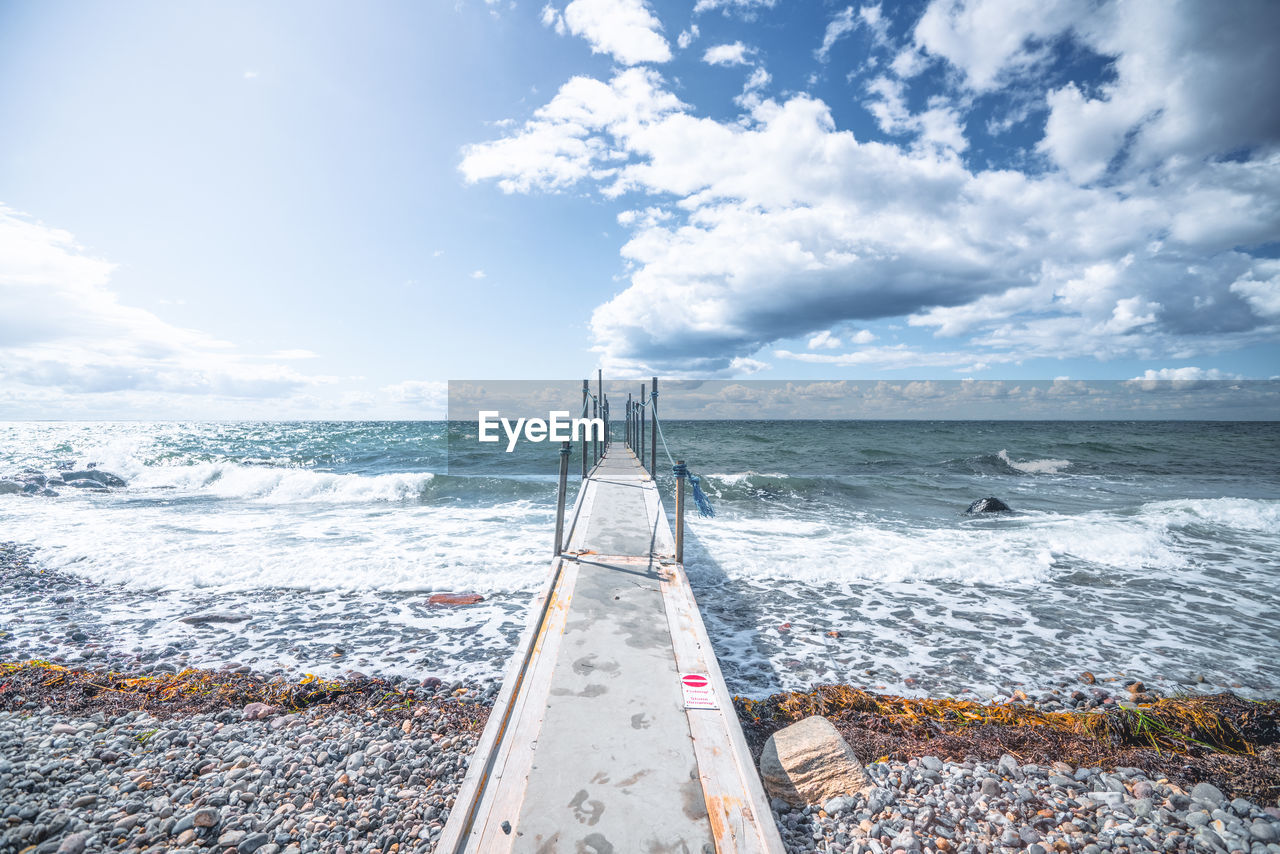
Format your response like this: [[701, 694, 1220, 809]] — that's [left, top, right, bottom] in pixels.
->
[[735, 684, 1280, 805], [0, 660, 491, 732]]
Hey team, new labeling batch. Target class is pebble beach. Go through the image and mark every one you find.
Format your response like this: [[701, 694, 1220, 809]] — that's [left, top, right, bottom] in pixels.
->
[[3, 672, 1280, 854]]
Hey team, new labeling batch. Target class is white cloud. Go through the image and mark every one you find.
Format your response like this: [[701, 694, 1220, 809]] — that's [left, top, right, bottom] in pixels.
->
[[0, 207, 332, 409], [1230, 262, 1280, 319], [463, 3, 1280, 377], [560, 0, 671, 66], [677, 25, 699, 49], [864, 76, 968, 153], [1038, 1, 1280, 184], [808, 330, 841, 349], [816, 7, 857, 62], [459, 68, 684, 194], [470, 269, 487, 279], [540, 3, 567, 34], [859, 4, 891, 49], [702, 42, 751, 67], [242, 70, 259, 80], [693, 0, 775, 15], [912, 0, 1085, 92]]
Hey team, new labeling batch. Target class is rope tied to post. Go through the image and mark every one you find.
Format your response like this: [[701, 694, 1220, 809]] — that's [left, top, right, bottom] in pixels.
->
[[672, 462, 716, 518]]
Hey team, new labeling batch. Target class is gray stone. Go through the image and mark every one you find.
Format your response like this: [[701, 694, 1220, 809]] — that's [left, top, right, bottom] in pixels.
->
[[1189, 812, 1212, 827], [1252, 822, 1278, 843], [1195, 827, 1227, 851], [1193, 783, 1227, 806], [192, 807, 219, 827], [61, 469, 127, 487], [0, 481, 22, 494], [823, 796, 853, 815], [55, 832, 90, 854], [980, 777, 1001, 797], [238, 832, 270, 853], [759, 716, 875, 806], [919, 756, 943, 772]]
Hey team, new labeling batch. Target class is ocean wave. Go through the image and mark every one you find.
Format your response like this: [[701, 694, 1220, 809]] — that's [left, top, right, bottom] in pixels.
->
[[997, 449, 1071, 475], [128, 462, 436, 503], [1140, 497, 1280, 534]]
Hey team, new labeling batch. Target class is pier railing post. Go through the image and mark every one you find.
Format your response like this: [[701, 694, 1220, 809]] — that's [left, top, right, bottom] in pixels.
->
[[554, 441, 570, 555], [650, 376, 658, 477], [581, 380, 589, 479], [675, 458, 685, 564], [597, 369, 603, 456], [592, 394, 599, 464], [639, 383, 646, 473]]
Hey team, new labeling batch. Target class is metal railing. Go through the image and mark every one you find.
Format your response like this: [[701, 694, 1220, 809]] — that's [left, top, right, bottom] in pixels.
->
[[554, 372, 711, 563]]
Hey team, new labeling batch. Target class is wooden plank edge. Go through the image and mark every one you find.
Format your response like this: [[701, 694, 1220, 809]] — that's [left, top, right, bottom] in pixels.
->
[[662, 560, 785, 854], [469, 558, 581, 848], [436, 554, 576, 852]]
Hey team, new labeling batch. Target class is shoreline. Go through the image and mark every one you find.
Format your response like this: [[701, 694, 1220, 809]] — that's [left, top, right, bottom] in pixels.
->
[[2, 662, 1277, 854]]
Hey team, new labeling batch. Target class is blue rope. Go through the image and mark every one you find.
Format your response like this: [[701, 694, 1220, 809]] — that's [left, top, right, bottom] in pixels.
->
[[672, 462, 715, 517]]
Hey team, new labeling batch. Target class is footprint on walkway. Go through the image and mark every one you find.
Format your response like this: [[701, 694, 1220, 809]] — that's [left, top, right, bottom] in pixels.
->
[[630, 712, 651, 730], [568, 788, 606, 826], [577, 832, 615, 854]]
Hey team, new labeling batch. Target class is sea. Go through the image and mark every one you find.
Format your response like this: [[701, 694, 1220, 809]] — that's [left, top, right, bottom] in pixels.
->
[[1, 420, 1278, 700]]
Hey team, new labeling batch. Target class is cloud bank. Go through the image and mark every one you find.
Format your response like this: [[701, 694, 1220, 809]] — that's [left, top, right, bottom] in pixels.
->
[[465, 0, 1280, 377]]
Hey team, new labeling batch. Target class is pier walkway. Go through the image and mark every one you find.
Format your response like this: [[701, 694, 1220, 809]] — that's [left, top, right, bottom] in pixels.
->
[[438, 445, 784, 853]]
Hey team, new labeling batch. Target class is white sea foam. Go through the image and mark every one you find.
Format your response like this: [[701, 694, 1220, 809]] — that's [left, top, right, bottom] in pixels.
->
[[1140, 497, 1280, 533], [706, 471, 790, 486], [998, 449, 1071, 474], [0, 488, 549, 594], [129, 461, 434, 503]]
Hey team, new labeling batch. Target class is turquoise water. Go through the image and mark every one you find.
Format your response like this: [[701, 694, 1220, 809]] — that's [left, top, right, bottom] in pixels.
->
[[1, 420, 1277, 699]]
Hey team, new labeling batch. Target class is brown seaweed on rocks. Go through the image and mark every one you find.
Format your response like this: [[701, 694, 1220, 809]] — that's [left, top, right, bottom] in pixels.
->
[[735, 684, 1280, 805], [0, 660, 492, 732]]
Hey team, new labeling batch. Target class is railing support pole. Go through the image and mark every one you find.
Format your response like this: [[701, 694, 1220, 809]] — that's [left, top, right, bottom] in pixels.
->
[[597, 369, 603, 456], [675, 459, 685, 565], [650, 376, 658, 477], [554, 441, 570, 556], [581, 380, 589, 478], [592, 395, 598, 464], [639, 383, 646, 473]]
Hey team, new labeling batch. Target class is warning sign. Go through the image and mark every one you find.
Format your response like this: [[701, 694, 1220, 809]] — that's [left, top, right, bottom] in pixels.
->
[[680, 673, 717, 710]]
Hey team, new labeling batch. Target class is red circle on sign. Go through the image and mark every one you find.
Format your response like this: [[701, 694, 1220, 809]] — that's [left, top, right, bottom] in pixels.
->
[[682, 674, 709, 688]]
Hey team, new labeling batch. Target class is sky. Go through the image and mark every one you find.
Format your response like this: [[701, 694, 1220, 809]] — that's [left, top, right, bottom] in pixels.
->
[[1, 0, 1278, 419]]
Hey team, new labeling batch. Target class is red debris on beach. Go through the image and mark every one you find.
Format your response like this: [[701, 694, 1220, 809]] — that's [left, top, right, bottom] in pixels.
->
[[428, 593, 485, 607]]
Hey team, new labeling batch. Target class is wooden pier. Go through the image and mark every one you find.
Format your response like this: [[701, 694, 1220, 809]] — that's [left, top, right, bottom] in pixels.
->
[[438, 440, 784, 853]]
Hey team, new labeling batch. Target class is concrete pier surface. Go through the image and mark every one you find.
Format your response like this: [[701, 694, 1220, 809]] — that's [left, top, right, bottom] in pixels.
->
[[438, 446, 784, 853]]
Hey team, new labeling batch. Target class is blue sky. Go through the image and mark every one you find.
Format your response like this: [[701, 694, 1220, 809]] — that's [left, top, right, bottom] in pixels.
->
[[1, 0, 1277, 418]]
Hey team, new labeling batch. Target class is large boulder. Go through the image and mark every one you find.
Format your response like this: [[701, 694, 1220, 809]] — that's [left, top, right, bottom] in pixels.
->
[[62, 470, 127, 488], [966, 496, 1012, 514], [759, 715, 876, 806], [0, 481, 22, 495], [65, 479, 109, 490]]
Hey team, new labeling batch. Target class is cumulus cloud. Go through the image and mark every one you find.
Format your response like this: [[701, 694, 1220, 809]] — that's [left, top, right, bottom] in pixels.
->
[[703, 42, 752, 67], [459, 68, 684, 194], [0, 207, 333, 410], [463, 2, 1280, 377], [911, 0, 1085, 91], [808, 330, 841, 349], [693, 0, 775, 15], [677, 25, 699, 49], [864, 76, 968, 153], [557, 0, 672, 66]]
